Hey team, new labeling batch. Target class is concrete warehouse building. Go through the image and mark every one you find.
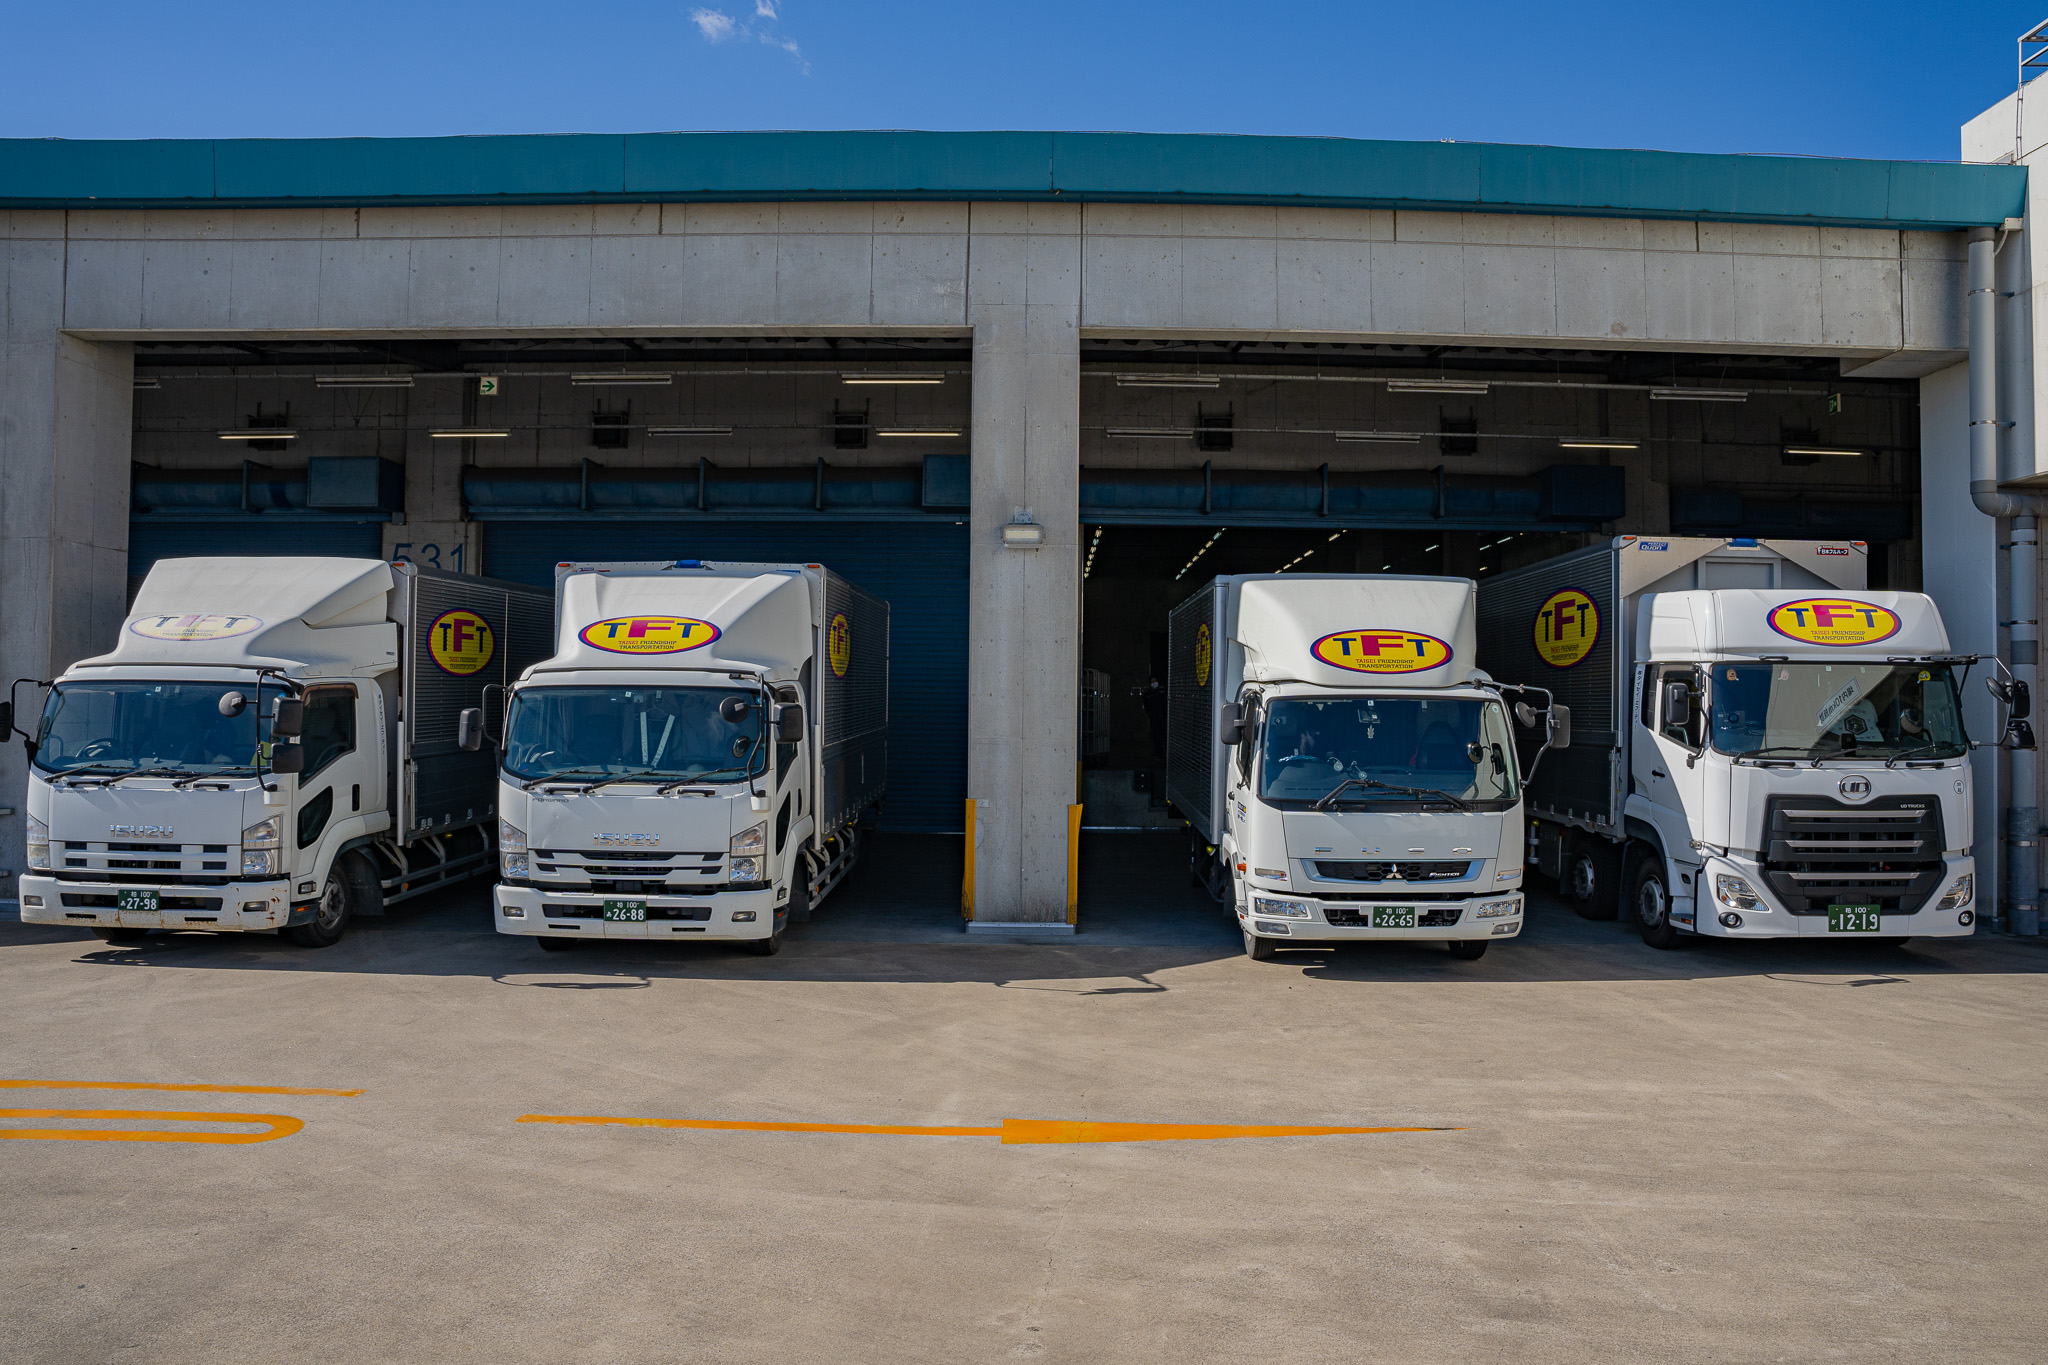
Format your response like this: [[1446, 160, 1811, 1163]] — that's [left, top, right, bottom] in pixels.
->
[[0, 126, 2037, 928]]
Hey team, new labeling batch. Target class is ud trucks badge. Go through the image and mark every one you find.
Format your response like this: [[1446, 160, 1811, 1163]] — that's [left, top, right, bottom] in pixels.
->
[[1533, 589, 1600, 669], [1310, 630, 1452, 675], [1767, 598, 1901, 647], [579, 616, 722, 655], [426, 608, 496, 676]]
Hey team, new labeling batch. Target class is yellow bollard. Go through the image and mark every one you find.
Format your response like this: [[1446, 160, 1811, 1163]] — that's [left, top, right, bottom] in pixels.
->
[[1066, 803, 1083, 926], [961, 798, 976, 920]]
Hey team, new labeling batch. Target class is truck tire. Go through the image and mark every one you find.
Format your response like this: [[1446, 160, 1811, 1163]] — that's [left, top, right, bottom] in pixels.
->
[[746, 926, 783, 957], [339, 849, 383, 919], [788, 864, 813, 924], [536, 936, 577, 952], [1565, 839, 1622, 921], [1631, 849, 1682, 950], [90, 927, 149, 944], [1445, 940, 1488, 960], [284, 866, 354, 948], [1243, 929, 1279, 961]]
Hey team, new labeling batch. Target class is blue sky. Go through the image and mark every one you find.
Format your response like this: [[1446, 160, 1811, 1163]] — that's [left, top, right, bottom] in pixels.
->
[[0, 1, 2038, 161]]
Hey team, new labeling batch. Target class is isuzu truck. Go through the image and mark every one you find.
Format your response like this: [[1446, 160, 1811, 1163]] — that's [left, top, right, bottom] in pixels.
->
[[1476, 536, 1990, 947], [1168, 574, 1565, 961], [15, 557, 550, 945], [485, 560, 888, 955]]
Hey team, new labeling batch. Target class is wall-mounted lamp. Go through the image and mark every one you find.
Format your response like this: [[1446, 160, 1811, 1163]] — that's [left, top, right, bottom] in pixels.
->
[[1002, 516, 1045, 549]]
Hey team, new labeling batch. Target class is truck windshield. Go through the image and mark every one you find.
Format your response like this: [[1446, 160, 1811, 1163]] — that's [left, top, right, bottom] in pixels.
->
[[1258, 696, 1519, 808], [502, 686, 766, 783], [1709, 662, 1966, 760], [33, 681, 284, 776]]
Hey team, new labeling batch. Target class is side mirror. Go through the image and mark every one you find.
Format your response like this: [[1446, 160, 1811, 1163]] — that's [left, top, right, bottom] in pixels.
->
[[1219, 702, 1243, 747], [1662, 681, 1691, 727], [218, 692, 246, 719], [271, 698, 304, 738], [457, 707, 486, 752], [269, 744, 305, 775], [0, 701, 13, 736], [1549, 704, 1572, 749], [719, 696, 751, 724], [1514, 701, 1538, 728], [2008, 719, 2038, 751], [2014, 680, 2033, 721], [777, 703, 805, 743]]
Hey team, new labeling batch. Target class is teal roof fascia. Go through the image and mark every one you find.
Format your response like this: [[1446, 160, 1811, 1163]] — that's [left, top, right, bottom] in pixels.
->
[[0, 130, 2023, 230]]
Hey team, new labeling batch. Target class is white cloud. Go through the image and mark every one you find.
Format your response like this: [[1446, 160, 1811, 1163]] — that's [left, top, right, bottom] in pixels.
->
[[754, 0, 778, 17], [690, 8, 739, 41]]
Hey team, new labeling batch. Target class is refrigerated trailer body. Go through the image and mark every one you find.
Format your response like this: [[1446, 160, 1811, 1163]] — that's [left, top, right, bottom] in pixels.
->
[[1476, 536, 1980, 945], [490, 560, 888, 953], [18, 558, 551, 945]]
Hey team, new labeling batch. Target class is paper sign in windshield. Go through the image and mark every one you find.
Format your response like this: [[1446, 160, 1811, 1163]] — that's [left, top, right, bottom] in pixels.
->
[[579, 616, 722, 655], [1310, 630, 1452, 675], [1768, 598, 1901, 647], [128, 614, 263, 642]]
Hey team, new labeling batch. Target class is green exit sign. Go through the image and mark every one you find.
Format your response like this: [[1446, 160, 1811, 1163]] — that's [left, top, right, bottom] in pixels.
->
[[1825, 391, 1842, 414], [477, 375, 500, 397]]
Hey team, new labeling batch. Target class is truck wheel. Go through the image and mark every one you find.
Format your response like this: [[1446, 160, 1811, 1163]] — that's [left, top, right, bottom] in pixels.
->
[[1445, 940, 1488, 960], [536, 937, 577, 952], [339, 850, 383, 919], [788, 867, 813, 924], [1243, 929, 1279, 961], [1632, 852, 1681, 950], [1566, 840, 1622, 921], [746, 927, 783, 957], [283, 868, 354, 948], [90, 927, 149, 943]]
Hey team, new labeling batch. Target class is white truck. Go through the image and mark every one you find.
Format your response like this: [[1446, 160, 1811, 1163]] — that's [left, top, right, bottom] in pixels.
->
[[1476, 536, 1997, 947], [14, 557, 550, 946], [484, 560, 888, 955], [1168, 574, 1565, 961]]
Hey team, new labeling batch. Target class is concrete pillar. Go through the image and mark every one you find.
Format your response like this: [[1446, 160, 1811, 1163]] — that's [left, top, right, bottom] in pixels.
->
[[965, 204, 1081, 928], [1920, 361, 2003, 918]]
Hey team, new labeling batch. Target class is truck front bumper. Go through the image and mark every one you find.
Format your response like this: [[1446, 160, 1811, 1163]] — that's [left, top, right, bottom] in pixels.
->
[[1239, 889, 1522, 943], [1688, 854, 1977, 939], [494, 883, 781, 941], [18, 874, 297, 933]]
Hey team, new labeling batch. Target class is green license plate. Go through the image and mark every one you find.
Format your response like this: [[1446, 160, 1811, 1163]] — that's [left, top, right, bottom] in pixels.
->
[[1829, 904, 1881, 933], [602, 900, 647, 922], [1372, 906, 1417, 929], [116, 888, 159, 914]]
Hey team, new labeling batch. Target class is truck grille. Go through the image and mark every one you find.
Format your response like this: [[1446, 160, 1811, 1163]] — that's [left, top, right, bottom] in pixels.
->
[[53, 842, 236, 885], [1321, 904, 1466, 927], [1759, 795, 1945, 915], [1312, 860, 1475, 883], [530, 849, 727, 895]]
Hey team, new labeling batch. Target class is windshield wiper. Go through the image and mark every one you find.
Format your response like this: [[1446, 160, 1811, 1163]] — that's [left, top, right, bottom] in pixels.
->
[[1732, 745, 1819, 763], [1885, 741, 1965, 769], [656, 767, 750, 795], [1312, 777, 1472, 812], [102, 767, 192, 787], [576, 771, 673, 793], [520, 767, 614, 791], [171, 768, 243, 789]]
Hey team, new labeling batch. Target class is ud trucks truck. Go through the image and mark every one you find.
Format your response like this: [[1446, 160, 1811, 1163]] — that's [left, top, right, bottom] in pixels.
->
[[1476, 536, 1997, 947], [1168, 574, 1566, 961], [483, 560, 888, 955], [15, 557, 550, 946]]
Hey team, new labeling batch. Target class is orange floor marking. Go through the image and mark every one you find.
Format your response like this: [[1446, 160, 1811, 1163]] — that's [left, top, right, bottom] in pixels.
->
[[0, 1079, 362, 1097], [0, 1109, 305, 1144], [518, 1114, 1458, 1144]]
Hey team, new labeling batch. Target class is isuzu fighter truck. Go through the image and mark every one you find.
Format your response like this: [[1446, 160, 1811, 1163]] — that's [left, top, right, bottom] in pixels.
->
[[15, 557, 550, 945], [1477, 536, 1988, 947], [1168, 574, 1565, 961], [484, 560, 888, 955]]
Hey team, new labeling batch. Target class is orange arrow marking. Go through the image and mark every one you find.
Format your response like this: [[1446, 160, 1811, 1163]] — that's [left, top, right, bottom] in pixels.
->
[[0, 1109, 305, 1144], [517, 1114, 1456, 1144]]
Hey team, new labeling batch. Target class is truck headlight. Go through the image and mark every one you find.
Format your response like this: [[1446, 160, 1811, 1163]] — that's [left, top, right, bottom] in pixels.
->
[[1715, 874, 1760, 910], [502, 852, 530, 881], [729, 856, 762, 883], [731, 822, 765, 858], [500, 821, 528, 880], [499, 819, 526, 853], [242, 815, 281, 878], [1250, 896, 1310, 919], [1936, 874, 1974, 911], [1475, 897, 1521, 919], [25, 813, 48, 871]]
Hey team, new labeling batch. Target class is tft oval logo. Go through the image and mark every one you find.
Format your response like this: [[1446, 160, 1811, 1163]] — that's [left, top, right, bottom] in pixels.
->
[[427, 608, 496, 676], [1310, 629, 1452, 674], [828, 612, 851, 678], [579, 616, 722, 655], [1768, 598, 1901, 648], [1533, 589, 1600, 669], [128, 613, 263, 642], [1194, 623, 1213, 687]]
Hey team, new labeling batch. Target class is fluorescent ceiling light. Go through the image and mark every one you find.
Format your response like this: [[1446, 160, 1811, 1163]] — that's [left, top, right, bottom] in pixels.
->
[[1113, 374, 1221, 389], [218, 429, 296, 441], [570, 372, 673, 386], [1386, 378, 1490, 395], [841, 372, 946, 385], [1783, 445, 1865, 457], [646, 426, 733, 436], [1334, 430, 1423, 443], [316, 375, 415, 389], [1651, 388, 1747, 402], [133, 377, 161, 390], [1560, 438, 1640, 450], [429, 427, 511, 439], [875, 428, 964, 438], [1107, 427, 1194, 440]]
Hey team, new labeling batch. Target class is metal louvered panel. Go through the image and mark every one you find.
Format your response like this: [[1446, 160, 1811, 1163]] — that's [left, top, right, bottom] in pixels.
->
[[1166, 583, 1219, 841], [819, 570, 890, 834]]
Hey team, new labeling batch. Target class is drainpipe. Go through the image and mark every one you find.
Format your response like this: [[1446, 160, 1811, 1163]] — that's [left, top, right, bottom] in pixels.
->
[[1969, 224, 2042, 934]]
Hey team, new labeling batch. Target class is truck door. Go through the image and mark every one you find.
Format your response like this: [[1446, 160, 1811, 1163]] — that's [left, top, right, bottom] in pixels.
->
[[293, 685, 370, 875], [1634, 665, 1705, 860]]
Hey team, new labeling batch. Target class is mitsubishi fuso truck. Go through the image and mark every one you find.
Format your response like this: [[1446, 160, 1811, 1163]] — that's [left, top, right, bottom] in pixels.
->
[[1476, 536, 1989, 948], [483, 560, 888, 955], [15, 557, 550, 946], [1168, 574, 1566, 961]]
